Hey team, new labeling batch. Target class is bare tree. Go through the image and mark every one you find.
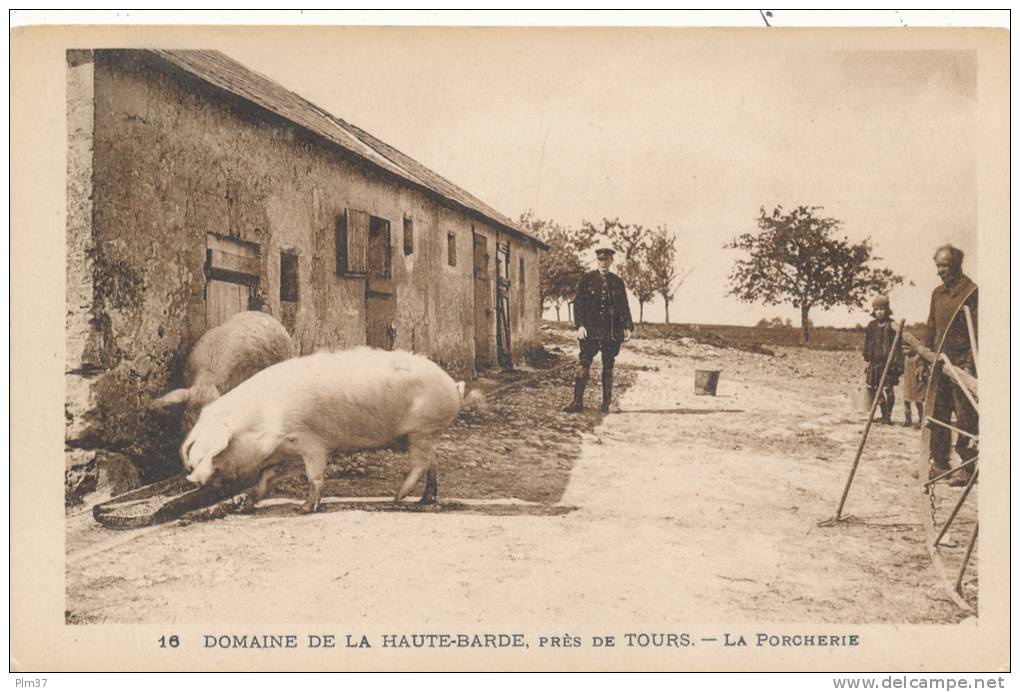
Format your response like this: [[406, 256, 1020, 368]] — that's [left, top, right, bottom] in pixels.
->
[[646, 224, 692, 324], [626, 250, 659, 323]]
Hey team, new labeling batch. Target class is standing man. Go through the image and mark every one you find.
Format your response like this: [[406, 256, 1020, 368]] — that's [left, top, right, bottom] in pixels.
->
[[563, 242, 634, 413], [926, 244, 978, 486]]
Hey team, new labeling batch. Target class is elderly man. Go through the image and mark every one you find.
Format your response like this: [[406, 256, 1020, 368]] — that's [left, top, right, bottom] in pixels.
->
[[563, 243, 634, 413], [926, 244, 978, 486]]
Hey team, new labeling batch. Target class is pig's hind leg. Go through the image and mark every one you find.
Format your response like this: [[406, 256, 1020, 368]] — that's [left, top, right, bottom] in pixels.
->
[[421, 469, 438, 505], [395, 437, 438, 504], [295, 442, 329, 514]]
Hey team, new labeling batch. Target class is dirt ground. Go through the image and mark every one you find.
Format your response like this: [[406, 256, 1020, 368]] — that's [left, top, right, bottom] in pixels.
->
[[65, 326, 976, 626]]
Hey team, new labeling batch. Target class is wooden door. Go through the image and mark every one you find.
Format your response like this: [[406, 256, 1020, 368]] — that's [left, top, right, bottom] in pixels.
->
[[366, 216, 395, 349], [366, 293, 395, 349], [205, 233, 259, 330], [495, 241, 512, 369], [473, 232, 492, 369], [206, 278, 250, 329]]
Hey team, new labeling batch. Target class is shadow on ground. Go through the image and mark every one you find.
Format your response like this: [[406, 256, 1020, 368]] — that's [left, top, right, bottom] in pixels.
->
[[268, 361, 637, 506], [619, 408, 745, 415], [229, 499, 578, 519]]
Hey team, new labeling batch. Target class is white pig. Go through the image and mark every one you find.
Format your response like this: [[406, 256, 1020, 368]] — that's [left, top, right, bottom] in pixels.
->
[[149, 311, 296, 435], [181, 347, 483, 512]]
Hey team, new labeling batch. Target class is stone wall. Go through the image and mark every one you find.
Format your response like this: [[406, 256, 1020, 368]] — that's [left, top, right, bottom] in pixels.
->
[[64, 50, 544, 499]]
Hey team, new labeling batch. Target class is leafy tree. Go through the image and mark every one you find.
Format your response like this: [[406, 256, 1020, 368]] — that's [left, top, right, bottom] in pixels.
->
[[646, 224, 692, 324], [726, 205, 904, 343], [519, 211, 585, 321]]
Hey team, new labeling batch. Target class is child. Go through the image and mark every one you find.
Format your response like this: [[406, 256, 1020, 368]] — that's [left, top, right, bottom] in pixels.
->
[[901, 344, 928, 428], [862, 295, 903, 425]]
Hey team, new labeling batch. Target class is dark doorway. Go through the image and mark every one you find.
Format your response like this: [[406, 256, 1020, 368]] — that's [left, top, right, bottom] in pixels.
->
[[473, 231, 492, 370]]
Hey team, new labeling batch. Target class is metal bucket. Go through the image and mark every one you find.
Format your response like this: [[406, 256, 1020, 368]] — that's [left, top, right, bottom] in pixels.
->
[[694, 369, 721, 396], [851, 385, 875, 412]]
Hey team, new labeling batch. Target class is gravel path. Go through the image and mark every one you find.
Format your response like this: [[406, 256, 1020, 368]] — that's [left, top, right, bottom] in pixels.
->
[[66, 331, 972, 626]]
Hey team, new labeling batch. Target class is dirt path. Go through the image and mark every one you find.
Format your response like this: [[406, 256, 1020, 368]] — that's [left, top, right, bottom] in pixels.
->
[[65, 334, 972, 625]]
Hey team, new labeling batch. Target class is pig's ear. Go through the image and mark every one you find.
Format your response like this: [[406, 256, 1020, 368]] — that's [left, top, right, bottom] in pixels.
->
[[191, 422, 231, 463], [180, 436, 197, 471], [149, 388, 191, 410]]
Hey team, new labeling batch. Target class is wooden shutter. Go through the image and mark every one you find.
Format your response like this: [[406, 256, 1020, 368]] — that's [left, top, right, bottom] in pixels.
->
[[346, 208, 369, 274], [206, 233, 259, 278]]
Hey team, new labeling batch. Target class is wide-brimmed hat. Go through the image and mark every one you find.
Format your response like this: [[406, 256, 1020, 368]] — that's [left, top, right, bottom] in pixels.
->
[[872, 295, 890, 309]]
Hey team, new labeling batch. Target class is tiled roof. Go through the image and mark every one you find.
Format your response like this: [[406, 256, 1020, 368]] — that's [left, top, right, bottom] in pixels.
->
[[148, 50, 546, 250]]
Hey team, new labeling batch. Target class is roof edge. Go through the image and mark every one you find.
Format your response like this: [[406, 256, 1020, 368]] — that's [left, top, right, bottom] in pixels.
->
[[138, 49, 548, 251]]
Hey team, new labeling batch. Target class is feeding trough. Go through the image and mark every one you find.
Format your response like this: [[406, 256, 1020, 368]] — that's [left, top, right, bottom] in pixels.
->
[[93, 473, 248, 529]]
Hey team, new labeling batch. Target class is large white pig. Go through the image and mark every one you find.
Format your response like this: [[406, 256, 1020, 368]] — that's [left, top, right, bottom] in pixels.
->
[[149, 311, 296, 434], [181, 347, 483, 512]]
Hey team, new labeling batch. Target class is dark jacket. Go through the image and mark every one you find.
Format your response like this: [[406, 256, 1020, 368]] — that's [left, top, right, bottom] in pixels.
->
[[863, 318, 902, 388], [573, 270, 634, 342], [926, 274, 977, 364]]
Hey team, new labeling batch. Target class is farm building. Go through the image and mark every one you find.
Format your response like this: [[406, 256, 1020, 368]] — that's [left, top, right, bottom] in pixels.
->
[[65, 49, 547, 499]]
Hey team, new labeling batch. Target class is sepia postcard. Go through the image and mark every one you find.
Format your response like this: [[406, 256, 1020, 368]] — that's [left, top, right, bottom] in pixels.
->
[[10, 20, 1010, 672]]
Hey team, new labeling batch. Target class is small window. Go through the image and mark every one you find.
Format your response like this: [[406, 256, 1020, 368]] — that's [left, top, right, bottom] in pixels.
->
[[447, 232, 457, 267], [280, 252, 299, 302], [519, 256, 526, 286], [335, 216, 348, 275], [403, 216, 414, 256], [368, 215, 392, 279]]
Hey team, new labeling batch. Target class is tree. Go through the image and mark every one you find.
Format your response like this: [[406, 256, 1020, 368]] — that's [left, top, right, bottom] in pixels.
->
[[726, 205, 904, 343], [582, 217, 655, 320], [646, 224, 692, 324], [626, 251, 658, 323], [519, 211, 585, 321]]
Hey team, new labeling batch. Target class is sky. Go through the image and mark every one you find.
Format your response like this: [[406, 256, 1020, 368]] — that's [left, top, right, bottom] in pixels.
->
[[230, 29, 978, 328]]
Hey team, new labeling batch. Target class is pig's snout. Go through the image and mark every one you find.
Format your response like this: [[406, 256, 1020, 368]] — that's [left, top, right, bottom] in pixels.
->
[[186, 458, 216, 487]]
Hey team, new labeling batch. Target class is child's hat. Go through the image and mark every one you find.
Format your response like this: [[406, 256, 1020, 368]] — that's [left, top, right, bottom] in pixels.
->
[[872, 295, 890, 309]]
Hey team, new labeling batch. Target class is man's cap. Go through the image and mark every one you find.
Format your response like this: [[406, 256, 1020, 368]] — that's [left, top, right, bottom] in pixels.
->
[[872, 295, 890, 309]]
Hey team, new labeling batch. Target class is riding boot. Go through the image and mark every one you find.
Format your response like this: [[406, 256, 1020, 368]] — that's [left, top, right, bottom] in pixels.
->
[[563, 367, 589, 413], [599, 368, 614, 413]]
